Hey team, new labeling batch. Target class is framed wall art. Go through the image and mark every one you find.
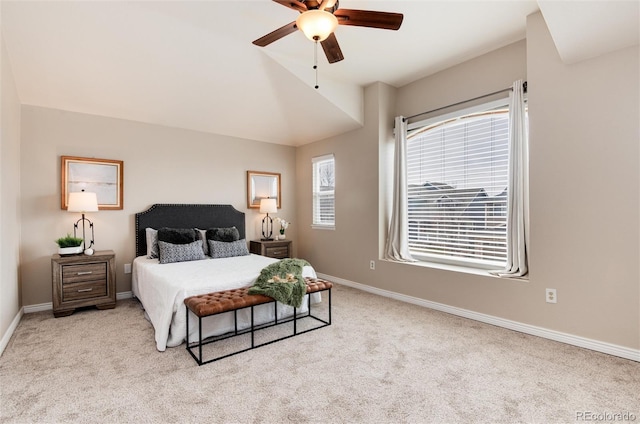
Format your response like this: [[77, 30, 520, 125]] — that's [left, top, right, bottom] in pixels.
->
[[61, 156, 124, 210], [247, 170, 281, 209]]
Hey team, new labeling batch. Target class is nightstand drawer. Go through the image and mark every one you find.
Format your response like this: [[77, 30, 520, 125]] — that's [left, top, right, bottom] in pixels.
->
[[266, 247, 289, 258], [62, 263, 107, 284], [62, 280, 108, 301], [250, 240, 292, 260]]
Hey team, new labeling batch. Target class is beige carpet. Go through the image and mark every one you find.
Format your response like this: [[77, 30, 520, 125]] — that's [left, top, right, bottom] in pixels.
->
[[1, 284, 638, 424]]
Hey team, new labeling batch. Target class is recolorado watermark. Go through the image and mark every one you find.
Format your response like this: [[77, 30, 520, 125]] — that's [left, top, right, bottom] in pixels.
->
[[576, 411, 637, 422]]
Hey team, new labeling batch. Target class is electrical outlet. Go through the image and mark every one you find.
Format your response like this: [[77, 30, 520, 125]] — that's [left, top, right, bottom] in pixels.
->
[[370, 260, 375, 270], [546, 288, 557, 304], [124, 263, 132, 274]]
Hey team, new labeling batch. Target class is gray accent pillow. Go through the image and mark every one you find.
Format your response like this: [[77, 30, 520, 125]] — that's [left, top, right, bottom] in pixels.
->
[[206, 227, 240, 243], [146, 228, 159, 259], [158, 228, 200, 244], [208, 239, 249, 259], [158, 240, 206, 264]]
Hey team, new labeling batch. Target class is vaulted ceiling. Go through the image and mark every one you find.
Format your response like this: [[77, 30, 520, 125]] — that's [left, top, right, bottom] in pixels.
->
[[2, 1, 637, 146]]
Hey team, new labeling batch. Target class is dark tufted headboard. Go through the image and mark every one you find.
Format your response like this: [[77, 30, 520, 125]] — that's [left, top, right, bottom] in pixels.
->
[[135, 204, 246, 257]]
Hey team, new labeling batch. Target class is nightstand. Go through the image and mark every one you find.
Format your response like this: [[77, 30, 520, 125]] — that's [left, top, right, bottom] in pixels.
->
[[250, 240, 292, 259], [51, 250, 116, 317]]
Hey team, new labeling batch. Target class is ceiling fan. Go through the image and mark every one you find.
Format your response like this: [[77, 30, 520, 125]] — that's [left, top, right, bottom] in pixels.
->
[[252, 0, 403, 64]]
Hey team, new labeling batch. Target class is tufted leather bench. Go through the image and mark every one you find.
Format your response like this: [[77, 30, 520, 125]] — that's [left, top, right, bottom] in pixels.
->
[[185, 277, 333, 365]]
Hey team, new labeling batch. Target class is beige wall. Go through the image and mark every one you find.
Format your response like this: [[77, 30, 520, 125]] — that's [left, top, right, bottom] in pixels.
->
[[297, 16, 639, 350], [9, 11, 640, 353], [19, 107, 298, 306], [526, 12, 639, 345], [1, 35, 22, 344]]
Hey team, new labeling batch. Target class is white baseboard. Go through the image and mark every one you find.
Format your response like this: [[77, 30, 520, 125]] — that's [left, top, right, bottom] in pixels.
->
[[117, 291, 133, 300], [0, 307, 24, 357], [318, 273, 640, 363], [23, 302, 52, 313]]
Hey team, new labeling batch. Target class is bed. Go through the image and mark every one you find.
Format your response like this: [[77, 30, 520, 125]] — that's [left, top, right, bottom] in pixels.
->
[[131, 204, 318, 351]]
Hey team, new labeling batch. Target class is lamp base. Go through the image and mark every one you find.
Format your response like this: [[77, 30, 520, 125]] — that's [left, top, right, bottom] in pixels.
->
[[261, 215, 274, 241], [74, 214, 95, 253]]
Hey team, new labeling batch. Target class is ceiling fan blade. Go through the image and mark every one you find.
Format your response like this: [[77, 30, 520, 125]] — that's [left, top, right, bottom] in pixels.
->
[[334, 9, 403, 30], [272, 0, 308, 13], [321, 32, 344, 64], [252, 21, 298, 47]]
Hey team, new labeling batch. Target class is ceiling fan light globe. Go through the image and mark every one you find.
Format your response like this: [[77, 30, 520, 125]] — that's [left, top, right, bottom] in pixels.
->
[[296, 10, 338, 42]]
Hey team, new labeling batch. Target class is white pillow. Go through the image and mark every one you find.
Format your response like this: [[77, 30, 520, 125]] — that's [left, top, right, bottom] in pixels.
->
[[146, 228, 159, 259], [196, 228, 208, 256]]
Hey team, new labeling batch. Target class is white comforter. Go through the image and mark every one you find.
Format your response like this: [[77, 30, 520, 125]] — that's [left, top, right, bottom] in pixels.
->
[[132, 254, 317, 351]]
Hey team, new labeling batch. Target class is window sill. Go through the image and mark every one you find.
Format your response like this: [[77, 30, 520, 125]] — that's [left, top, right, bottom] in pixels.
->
[[312, 225, 335, 231], [381, 258, 528, 282]]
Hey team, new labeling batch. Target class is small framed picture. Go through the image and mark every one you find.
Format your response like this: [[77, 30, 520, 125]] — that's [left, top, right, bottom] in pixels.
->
[[247, 170, 281, 209], [61, 156, 124, 210]]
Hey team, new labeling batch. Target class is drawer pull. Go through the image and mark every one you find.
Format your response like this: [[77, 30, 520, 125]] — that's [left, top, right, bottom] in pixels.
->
[[77, 288, 93, 293], [76, 271, 93, 276]]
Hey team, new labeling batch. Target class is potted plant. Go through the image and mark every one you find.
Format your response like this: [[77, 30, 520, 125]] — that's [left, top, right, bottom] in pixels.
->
[[275, 218, 290, 239], [55, 234, 84, 255]]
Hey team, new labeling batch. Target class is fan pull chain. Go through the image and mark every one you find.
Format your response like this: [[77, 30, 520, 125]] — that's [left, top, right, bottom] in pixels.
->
[[313, 37, 319, 89]]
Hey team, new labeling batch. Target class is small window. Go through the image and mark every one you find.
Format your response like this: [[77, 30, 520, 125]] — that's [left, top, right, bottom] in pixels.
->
[[312, 154, 335, 229]]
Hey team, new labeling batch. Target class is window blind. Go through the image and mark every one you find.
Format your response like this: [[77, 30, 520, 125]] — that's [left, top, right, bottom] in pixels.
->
[[312, 154, 335, 228], [406, 107, 509, 266]]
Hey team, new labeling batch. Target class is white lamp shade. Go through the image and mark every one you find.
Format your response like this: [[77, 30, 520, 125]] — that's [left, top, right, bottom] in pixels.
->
[[259, 198, 278, 214], [296, 10, 338, 42], [67, 192, 99, 212]]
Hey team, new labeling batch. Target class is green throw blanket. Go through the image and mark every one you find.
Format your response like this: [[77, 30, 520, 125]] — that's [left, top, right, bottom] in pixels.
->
[[248, 258, 310, 308]]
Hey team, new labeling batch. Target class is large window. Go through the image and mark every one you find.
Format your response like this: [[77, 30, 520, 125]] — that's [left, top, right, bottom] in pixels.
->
[[312, 154, 335, 229], [407, 100, 517, 268]]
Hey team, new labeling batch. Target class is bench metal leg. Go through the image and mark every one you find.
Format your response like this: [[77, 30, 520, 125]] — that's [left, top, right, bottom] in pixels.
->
[[185, 307, 205, 366], [234, 309, 238, 335], [329, 288, 332, 324], [251, 305, 255, 348]]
